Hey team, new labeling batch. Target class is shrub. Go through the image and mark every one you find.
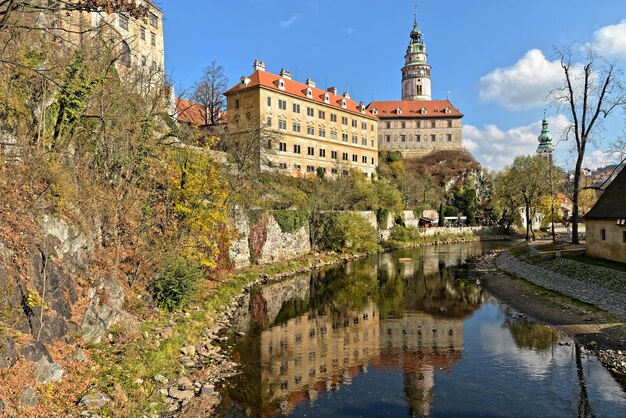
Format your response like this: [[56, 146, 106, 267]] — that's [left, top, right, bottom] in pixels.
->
[[389, 225, 424, 242], [151, 257, 204, 311], [273, 210, 308, 233], [320, 213, 378, 254], [390, 225, 410, 242]]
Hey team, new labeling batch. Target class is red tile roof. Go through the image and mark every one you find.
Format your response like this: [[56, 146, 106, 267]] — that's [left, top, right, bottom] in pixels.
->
[[176, 99, 207, 125], [366, 99, 463, 119], [225, 70, 378, 120], [175, 99, 226, 126]]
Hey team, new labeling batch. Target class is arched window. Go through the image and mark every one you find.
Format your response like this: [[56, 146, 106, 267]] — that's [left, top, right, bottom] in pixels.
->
[[120, 41, 131, 67]]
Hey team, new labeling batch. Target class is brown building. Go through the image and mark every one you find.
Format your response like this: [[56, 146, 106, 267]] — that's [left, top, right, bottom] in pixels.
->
[[367, 13, 464, 158], [225, 61, 379, 178], [585, 167, 626, 263]]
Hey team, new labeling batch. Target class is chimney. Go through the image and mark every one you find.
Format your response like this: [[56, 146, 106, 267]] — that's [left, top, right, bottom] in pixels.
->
[[253, 59, 266, 72], [305, 78, 316, 88], [342, 91, 350, 99], [327, 86, 337, 95], [279, 68, 292, 80]]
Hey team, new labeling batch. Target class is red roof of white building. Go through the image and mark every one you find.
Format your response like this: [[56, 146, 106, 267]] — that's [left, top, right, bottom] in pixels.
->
[[366, 99, 463, 119], [175, 99, 226, 126], [225, 70, 378, 120]]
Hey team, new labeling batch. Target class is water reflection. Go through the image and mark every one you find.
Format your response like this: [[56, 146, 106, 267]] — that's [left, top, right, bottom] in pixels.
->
[[218, 242, 626, 418]]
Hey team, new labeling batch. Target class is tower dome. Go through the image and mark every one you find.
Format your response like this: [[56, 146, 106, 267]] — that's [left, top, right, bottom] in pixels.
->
[[537, 117, 554, 162], [401, 11, 432, 101]]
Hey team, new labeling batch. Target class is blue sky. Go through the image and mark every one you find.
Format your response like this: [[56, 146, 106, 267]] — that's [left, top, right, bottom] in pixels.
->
[[159, 0, 626, 171]]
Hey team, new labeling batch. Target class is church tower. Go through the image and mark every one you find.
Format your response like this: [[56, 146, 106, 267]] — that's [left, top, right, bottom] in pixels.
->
[[401, 11, 432, 101], [537, 116, 554, 163]]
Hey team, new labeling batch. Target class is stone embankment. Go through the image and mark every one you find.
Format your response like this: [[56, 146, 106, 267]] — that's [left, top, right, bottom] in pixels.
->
[[495, 250, 626, 316], [493, 247, 626, 377]]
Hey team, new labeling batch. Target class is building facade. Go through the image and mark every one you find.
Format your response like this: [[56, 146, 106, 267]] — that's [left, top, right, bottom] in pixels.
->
[[367, 13, 464, 158], [585, 167, 626, 263], [225, 61, 379, 178], [52, 1, 165, 77]]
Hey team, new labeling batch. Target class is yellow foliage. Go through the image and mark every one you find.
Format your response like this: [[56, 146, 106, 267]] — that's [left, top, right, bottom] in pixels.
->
[[165, 143, 231, 268], [27, 289, 48, 310]]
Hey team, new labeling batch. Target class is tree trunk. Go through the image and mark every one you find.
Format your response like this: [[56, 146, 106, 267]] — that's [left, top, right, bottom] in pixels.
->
[[525, 200, 531, 242], [571, 147, 585, 244]]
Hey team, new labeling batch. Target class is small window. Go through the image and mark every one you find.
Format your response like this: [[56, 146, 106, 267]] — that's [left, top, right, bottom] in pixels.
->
[[293, 103, 300, 113], [266, 117, 272, 127], [279, 142, 287, 152], [294, 144, 301, 154], [149, 13, 159, 28], [623, 231, 626, 243], [352, 154, 358, 162], [235, 99, 240, 109], [318, 110, 326, 119], [140, 26, 146, 40], [279, 162, 287, 169], [119, 15, 129, 30], [601, 229, 606, 241], [151, 32, 156, 46], [362, 156, 367, 163], [319, 149, 326, 157], [267, 96, 272, 106], [307, 146, 314, 156]]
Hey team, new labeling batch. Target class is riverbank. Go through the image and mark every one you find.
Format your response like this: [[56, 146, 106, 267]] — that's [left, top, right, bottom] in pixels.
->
[[475, 247, 626, 381]]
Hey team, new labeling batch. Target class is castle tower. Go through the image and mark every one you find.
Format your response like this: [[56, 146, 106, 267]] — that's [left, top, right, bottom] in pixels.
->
[[537, 117, 554, 163], [401, 11, 432, 101]]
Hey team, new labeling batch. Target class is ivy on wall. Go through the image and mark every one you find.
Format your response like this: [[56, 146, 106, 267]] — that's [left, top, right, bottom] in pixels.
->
[[273, 210, 308, 233]]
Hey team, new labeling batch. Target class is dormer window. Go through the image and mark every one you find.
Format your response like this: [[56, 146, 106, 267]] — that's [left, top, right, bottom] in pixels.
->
[[306, 88, 312, 98], [396, 107, 402, 114], [341, 99, 347, 108], [240, 76, 251, 86], [420, 107, 427, 114], [277, 78, 285, 90], [324, 93, 330, 103], [445, 107, 451, 114], [371, 108, 378, 115]]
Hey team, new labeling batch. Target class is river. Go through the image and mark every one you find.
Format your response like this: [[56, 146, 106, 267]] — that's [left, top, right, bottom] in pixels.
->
[[216, 241, 626, 417]]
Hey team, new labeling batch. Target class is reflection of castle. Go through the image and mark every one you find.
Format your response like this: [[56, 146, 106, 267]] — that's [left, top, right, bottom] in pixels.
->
[[260, 308, 463, 416], [260, 303, 380, 415]]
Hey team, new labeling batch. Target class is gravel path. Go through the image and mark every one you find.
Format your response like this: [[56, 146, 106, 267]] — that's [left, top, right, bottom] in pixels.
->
[[495, 250, 626, 317]]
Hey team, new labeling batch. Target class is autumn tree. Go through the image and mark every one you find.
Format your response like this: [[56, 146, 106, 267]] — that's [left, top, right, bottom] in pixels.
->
[[191, 61, 228, 126], [552, 47, 626, 244], [494, 155, 553, 241]]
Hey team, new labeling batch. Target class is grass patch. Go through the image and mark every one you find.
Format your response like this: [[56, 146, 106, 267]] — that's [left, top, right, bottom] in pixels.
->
[[564, 253, 626, 273]]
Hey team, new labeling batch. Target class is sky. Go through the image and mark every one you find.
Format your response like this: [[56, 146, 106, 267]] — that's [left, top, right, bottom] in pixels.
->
[[158, 0, 626, 171]]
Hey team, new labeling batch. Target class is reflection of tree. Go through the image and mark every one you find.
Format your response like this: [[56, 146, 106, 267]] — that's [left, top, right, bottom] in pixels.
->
[[502, 309, 557, 351], [575, 343, 594, 418]]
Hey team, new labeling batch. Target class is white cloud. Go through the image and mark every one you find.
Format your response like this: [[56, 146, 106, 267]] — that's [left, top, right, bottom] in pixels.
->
[[478, 49, 564, 110], [587, 19, 626, 57], [280, 12, 302, 28], [463, 115, 571, 171]]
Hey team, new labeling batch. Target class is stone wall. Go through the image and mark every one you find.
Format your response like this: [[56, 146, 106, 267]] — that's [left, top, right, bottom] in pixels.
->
[[586, 219, 626, 264], [228, 211, 311, 268]]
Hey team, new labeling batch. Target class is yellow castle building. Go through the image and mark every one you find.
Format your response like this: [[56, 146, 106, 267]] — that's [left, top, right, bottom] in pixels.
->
[[225, 60, 379, 178]]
